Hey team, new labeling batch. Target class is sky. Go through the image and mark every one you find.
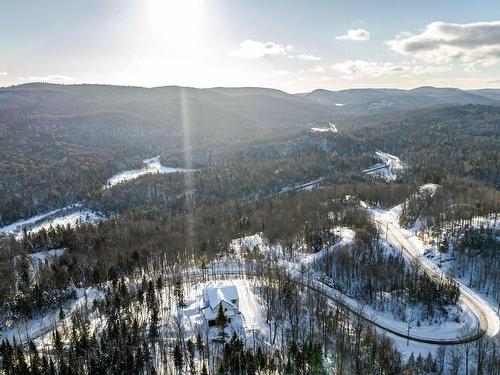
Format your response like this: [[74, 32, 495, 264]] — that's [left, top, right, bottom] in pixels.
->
[[1, 0, 499, 92]]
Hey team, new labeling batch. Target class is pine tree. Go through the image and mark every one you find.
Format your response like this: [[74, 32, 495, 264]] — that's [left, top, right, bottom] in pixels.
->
[[173, 344, 183, 373], [174, 280, 185, 307], [187, 339, 196, 375], [215, 304, 228, 342]]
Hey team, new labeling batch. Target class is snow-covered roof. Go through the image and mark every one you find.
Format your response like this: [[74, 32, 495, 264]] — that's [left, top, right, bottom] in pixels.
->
[[204, 285, 239, 310]]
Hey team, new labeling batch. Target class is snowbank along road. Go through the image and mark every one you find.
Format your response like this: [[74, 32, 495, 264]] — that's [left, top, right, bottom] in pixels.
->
[[370, 207, 499, 341]]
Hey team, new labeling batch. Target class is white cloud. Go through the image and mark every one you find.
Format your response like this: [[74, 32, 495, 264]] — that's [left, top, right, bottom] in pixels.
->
[[320, 76, 333, 81], [336, 28, 370, 41], [387, 20, 500, 66], [295, 54, 322, 61], [331, 60, 407, 80], [309, 65, 325, 73], [331, 59, 453, 80], [0, 71, 7, 76], [230, 39, 293, 59], [411, 65, 451, 75], [19, 74, 78, 84]]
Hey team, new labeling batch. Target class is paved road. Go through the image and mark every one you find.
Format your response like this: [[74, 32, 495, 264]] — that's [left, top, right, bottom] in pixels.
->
[[176, 262, 487, 345], [372, 214, 499, 340]]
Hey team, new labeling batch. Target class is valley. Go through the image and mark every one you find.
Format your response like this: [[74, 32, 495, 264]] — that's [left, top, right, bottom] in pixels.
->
[[0, 84, 498, 375]]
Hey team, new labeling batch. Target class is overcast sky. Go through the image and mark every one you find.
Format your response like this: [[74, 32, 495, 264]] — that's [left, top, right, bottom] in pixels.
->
[[1, 0, 499, 92]]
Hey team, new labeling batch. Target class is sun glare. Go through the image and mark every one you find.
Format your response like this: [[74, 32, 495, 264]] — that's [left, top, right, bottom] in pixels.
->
[[146, 0, 204, 43]]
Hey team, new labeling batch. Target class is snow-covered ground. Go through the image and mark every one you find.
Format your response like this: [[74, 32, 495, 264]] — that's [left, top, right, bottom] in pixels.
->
[[24, 209, 105, 238], [0, 204, 105, 239], [174, 278, 270, 349], [0, 287, 104, 345], [230, 225, 482, 355], [363, 150, 404, 181], [104, 155, 194, 189], [310, 122, 338, 133], [301, 227, 355, 265], [29, 248, 66, 271], [280, 178, 324, 193], [230, 233, 270, 256], [291, 227, 477, 341], [365, 191, 500, 339], [0, 204, 81, 237]]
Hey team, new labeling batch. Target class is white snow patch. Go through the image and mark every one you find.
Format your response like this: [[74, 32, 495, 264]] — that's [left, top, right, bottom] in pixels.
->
[[310, 122, 338, 133], [0, 204, 81, 237], [281, 178, 324, 193], [0, 204, 104, 239], [24, 209, 105, 238], [363, 150, 404, 181], [419, 183, 440, 195], [230, 233, 269, 255], [0, 287, 105, 345], [302, 227, 355, 265], [29, 248, 66, 270], [104, 155, 194, 189]]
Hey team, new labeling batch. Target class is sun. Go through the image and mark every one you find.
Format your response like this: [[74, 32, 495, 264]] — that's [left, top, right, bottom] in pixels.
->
[[146, 0, 204, 43]]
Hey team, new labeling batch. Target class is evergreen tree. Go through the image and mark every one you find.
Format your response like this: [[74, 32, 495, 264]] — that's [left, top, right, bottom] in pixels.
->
[[173, 344, 183, 374], [215, 304, 228, 342]]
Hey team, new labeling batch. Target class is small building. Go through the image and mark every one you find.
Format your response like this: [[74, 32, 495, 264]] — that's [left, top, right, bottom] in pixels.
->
[[202, 285, 239, 327]]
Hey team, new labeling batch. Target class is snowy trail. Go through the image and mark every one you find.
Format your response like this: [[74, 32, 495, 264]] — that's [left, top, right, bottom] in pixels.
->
[[369, 205, 500, 339], [0, 204, 104, 239], [104, 155, 194, 189], [0, 204, 81, 237]]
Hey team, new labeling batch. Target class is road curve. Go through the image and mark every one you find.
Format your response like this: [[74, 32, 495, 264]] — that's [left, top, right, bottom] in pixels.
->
[[174, 263, 487, 345], [373, 215, 499, 340]]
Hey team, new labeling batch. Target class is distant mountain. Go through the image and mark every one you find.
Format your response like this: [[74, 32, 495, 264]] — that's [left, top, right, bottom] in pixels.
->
[[208, 86, 296, 100], [301, 86, 498, 113], [468, 88, 500, 101], [0, 83, 333, 127], [1, 82, 499, 226]]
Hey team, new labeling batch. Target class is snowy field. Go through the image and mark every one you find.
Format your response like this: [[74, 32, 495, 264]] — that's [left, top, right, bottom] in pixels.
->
[[104, 155, 194, 189], [310, 122, 338, 133], [0, 287, 105, 346], [25, 209, 105, 237], [0, 204, 81, 237], [0, 204, 105, 239]]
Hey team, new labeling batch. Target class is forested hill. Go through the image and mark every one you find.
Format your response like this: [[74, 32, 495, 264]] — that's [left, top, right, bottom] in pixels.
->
[[0, 83, 499, 226], [349, 104, 500, 187], [0, 84, 333, 225], [302, 86, 500, 113]]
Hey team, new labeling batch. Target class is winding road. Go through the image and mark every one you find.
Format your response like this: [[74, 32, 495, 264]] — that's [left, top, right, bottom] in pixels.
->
[[370, 207, 499, 342], [175, 259, 490, 345]]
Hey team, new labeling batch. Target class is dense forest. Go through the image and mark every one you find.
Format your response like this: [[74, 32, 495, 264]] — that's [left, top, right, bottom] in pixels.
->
[[0, 84, 499, 374], [1, 85, 499, 225]]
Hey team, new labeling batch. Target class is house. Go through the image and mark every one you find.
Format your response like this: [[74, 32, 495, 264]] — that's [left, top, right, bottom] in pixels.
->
[[202, 285, 239, 327]]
